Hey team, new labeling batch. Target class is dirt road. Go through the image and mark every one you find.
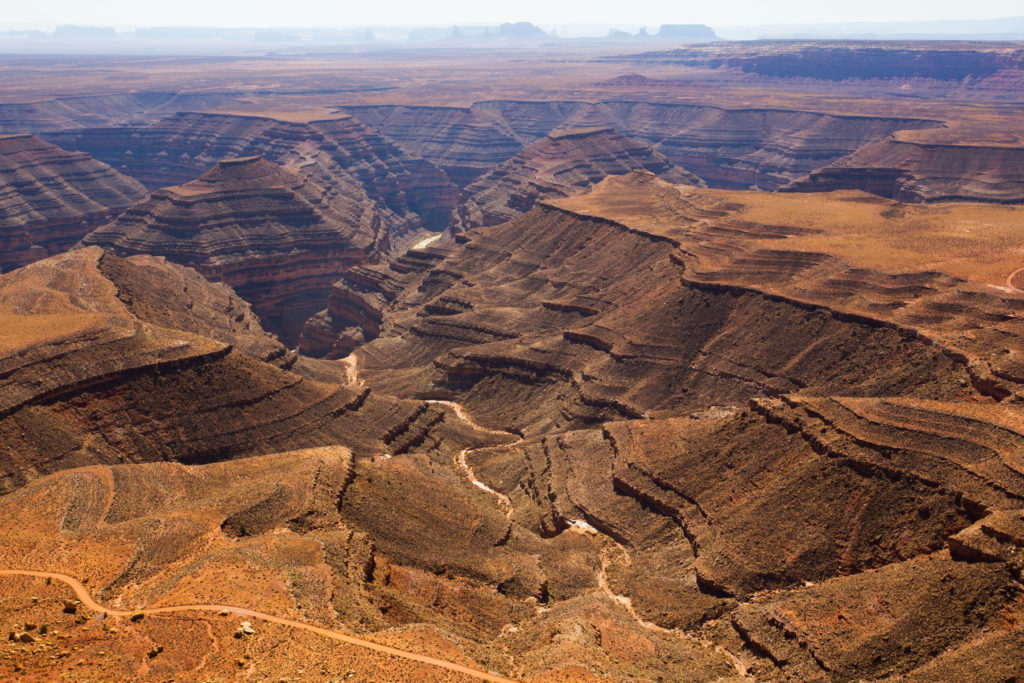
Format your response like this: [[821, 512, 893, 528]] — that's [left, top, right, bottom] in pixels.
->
[[0, 569, 516, 682]]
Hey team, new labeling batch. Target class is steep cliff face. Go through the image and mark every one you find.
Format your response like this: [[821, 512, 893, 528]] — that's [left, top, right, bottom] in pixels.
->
[[730, 45, 1021, 81], [45, 111, 458, 233], [342, 100, 939, 191], [601, 102, 938, 190], [298, 245, 449, 358], [339, 105, 525, 187], [353, 178, 976, 432], [82, 156, 382, 344], [313, 116, 458, 230], [454, 127, 703, 230], [783, 138, 1024, 203], [0, 134, 148, 272]]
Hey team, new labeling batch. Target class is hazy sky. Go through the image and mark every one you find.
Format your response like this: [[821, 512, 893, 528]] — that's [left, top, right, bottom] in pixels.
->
[[5, 0, 1022, 28]]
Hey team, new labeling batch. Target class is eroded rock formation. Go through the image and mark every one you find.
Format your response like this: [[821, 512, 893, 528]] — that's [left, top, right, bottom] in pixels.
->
[[784, 138, 1024, 203], [342, 100, 939, 191], [0, 246, 485, 494], [0, 134, 147, 272], [334, 171, 1024, 678], [81, 156, 384, 343], [46, 111, 458, 232], [4, 170, 1024, 681], [454, 126, 702, 230]]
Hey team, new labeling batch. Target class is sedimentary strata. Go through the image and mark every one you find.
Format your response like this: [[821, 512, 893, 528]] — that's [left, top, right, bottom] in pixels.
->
[[454, 126, 701, 230], [0, 134, 147, 272], [82, 155, 383, 342]]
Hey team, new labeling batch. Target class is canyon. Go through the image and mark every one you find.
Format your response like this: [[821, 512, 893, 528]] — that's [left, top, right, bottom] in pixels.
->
[[453, 126, 702, 231], [81, 155, 386, 343], [1, 40, 1024, 681]]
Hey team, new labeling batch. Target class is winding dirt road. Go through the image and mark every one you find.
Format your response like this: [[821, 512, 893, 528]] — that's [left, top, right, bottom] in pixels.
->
[[595, 550, 750, 678], [1007, 267, 1024, 295], [425, 399, 519, 519], [423, 400, 751, 679], [0, 569, 516, 682]]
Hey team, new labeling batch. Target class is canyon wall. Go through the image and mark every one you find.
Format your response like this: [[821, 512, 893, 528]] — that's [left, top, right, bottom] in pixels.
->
[[453, 126, 702, 230], [81, 156, 384, 344], [0, 134, 148, 272], [784, 138, 1024, 203], [46, 111, 458, 232], [342, 99, 940, 191]]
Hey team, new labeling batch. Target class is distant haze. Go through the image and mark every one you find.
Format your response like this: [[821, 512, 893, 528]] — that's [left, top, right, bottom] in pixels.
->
[[3, 0, 1024, 29]]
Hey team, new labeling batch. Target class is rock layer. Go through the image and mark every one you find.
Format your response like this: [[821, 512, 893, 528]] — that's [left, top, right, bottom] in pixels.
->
[[0, 246, 480, 493], [784, 138, 1024, 203], [0, 134, 147, 272], [336, 171, 1024, 679], [454, 126, 702, 230], [46, 111, 458, 232], [4, 170, 1024, 681], [342, 100, 939, 191], [82, 156, 379, 343]]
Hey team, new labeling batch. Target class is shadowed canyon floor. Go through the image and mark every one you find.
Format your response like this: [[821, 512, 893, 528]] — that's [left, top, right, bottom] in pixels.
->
[[3, 40, 1024, 682]]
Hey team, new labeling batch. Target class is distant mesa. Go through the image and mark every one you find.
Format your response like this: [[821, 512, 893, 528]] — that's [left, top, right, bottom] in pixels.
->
[[782, 137, 1024, 203], [600, 73, 666, 87], [53, 25, 117, 40], [612, 42, 1024, 83], [496, 22, 550, 40], [657, 24, 718, 41]]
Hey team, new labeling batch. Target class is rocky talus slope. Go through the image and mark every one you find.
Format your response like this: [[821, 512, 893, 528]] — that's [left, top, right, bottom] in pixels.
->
[[0, 244, 741, 681], [81, 155, 385, 343], [339, 171, 1024, 680], [0, 134, 147, 272], [0, 246, 487, 495], [453, 126, 702, 230]]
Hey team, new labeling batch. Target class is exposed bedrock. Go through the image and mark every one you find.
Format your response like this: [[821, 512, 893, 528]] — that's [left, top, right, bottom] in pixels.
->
[[612, 42, 1024, 85], [44, 111, 458, 232], [784, 138, 1024, 203], [0, 91, 242, 134], [341, 99, 940, 191], [340, 104, 526, 188], [0, 246, 480, 494], [453, 126, 702, 231], [342, 173, 1024, 669], [603, 43, 1024, 108], [0, 134, 148, 273], [298, 245, 449, 358], [352, 200, 973, 435], [81, 156, 382, 345]]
